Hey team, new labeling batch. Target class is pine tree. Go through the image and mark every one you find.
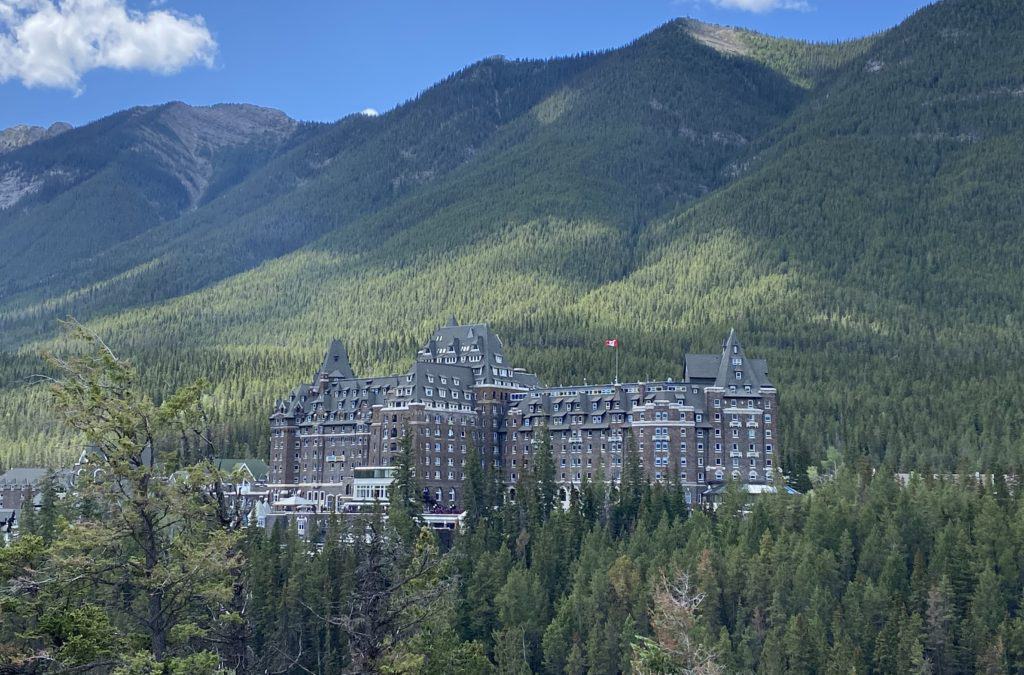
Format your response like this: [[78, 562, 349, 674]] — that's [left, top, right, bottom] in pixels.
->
[[531, 428, 558, 524], [19, 322, 244, 669], [463, 439, 487, 531], [389, 433, 422, 545]]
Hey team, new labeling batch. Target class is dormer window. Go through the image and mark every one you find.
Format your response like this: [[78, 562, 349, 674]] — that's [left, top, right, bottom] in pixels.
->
[[735, 371, 742, 380], [733, 345, 738, 354]]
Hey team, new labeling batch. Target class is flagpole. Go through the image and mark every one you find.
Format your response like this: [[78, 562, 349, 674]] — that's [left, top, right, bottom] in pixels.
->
[[615, 343, 619, 385]]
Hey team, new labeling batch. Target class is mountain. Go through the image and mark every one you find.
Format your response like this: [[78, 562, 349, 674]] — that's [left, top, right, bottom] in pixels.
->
[[1, 0, 1022, 477], [0, 122, 72, 156], [0, 103, 298, 305]]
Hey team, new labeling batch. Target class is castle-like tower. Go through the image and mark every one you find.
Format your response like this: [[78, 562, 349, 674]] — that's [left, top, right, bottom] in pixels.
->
[[268, 321, 778, 509], [504, 329, 778, 505], [268, 318, 537, 508]]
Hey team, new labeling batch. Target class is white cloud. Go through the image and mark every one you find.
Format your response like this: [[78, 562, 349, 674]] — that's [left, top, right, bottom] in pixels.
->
[[0, 0, 216, 92], [709, 0, 810, 12], [359, 108, 379, 117]]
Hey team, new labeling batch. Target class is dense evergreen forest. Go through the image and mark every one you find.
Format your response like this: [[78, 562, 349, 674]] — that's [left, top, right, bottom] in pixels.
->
[[2, 0, 1024, 488], [4, 330, 1024, 673]]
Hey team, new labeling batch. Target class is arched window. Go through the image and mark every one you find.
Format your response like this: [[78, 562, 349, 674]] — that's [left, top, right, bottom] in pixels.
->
[[435, 488, 443, 503], [448, 488, 456, 503], [558, 487, 567, 503], [749, 471, 758, 482], [715, 471, 723, 481], [508, 487, 517, 502]]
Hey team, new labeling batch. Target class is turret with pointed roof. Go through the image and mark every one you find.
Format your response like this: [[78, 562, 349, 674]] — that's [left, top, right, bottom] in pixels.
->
[[714, 328, 770, 390], [318, 338, 355, 380]]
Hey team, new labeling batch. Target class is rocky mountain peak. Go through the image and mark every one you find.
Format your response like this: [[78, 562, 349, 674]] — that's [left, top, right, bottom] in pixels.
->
[[0, 121, 72, 155]]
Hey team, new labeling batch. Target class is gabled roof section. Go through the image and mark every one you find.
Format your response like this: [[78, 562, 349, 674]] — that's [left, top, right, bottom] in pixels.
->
[[684, 354, 721, 382], [416, 319, 536, 387], [215, 458, 270, 481], [318, 339, 355, 380], [714, 329, 767, 390], [0, 467, 47, 486]]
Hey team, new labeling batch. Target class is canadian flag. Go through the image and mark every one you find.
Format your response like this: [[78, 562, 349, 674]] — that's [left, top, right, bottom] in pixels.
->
[[604, 339, 619, 348]]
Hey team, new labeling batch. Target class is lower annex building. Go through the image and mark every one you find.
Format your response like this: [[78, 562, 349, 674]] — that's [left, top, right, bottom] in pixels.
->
[[268, 319, 779, 508]]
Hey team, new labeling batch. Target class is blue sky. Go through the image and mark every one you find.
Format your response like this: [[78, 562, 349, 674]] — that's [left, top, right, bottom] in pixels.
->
[[0, 0, 935, 130]]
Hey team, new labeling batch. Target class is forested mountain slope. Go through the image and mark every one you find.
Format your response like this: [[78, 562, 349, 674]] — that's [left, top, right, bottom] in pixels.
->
[[0, 103, 298, 302], [2, 0, 1021, 478]]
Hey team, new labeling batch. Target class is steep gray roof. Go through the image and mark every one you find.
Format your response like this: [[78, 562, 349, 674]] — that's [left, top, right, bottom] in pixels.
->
[[511, 381, 709, 416], [417, 320, 537, 387], [684, 354, 721, 382], [0, 468, 47, 486], [714, 329, 769, 391], [318, 339, 355, 380], [394, 361, 477, 406]]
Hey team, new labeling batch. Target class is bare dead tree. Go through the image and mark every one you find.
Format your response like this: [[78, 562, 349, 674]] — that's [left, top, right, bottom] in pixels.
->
[[632, 571, 723, 675]]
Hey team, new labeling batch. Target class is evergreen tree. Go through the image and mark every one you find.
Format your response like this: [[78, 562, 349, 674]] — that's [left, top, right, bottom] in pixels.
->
[[389, 433, 422, 545]]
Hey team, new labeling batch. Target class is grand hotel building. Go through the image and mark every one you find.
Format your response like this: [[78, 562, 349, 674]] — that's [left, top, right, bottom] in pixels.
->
[[268, 319, 779, 508]]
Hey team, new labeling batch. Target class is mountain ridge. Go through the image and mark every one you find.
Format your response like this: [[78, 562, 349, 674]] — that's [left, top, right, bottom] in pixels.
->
[[2, 0, 1021, 478], [0, 122, 72, 156]]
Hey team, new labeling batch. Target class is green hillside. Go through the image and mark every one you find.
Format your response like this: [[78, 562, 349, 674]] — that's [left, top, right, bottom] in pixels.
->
[[2, 0, 1022, 479]]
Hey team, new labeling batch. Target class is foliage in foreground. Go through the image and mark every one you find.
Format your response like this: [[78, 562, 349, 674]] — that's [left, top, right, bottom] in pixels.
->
[[6, 321, 1024, 673]]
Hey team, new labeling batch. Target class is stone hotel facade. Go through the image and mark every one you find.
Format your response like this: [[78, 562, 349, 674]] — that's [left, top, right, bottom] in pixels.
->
[[268, 319, 779, 508]]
